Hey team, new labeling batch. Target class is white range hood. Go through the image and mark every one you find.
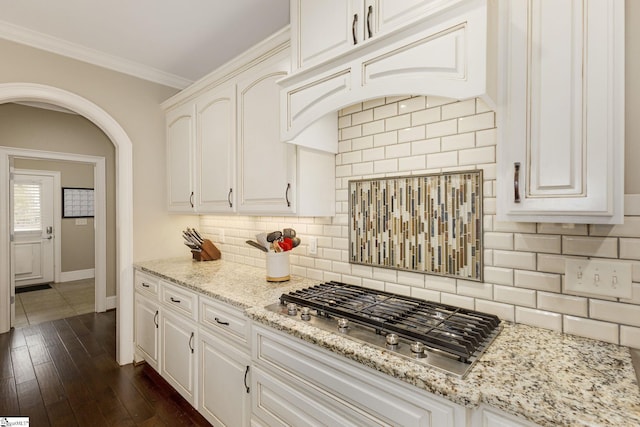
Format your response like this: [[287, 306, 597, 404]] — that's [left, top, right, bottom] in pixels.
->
[[279, 0, 497, 153]]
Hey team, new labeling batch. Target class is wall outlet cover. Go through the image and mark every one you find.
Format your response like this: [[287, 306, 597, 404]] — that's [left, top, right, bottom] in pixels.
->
[[565, 259, 632, 299]]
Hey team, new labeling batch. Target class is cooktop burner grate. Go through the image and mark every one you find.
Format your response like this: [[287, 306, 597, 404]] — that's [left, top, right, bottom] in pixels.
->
[[279, 281, 500, 363]]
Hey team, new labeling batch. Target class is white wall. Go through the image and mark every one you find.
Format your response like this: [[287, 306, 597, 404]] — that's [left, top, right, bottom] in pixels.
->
[[0, 38, 195, 263]]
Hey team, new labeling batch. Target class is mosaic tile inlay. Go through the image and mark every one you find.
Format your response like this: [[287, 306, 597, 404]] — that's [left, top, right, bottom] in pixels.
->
[[349, 171, 483, 281]]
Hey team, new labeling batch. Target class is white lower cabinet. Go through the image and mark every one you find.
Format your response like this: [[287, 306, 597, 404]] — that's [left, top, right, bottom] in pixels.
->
[[251, 324, 467, 427], [134, 293, 160, 371], [160, 306, 198, 407], [199, 329, 251, 427]]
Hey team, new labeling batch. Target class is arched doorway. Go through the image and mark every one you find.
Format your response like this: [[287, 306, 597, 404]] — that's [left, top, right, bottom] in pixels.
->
[[0, 83, 134, 365]]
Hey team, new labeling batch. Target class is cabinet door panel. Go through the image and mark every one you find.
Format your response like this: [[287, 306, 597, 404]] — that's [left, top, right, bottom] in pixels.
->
[[197, 84, 236, 212], [166, 103, 195, 212], [237, 53, 296, 214], [376, 0, 449, 34], [134, 294, 159, 371], [161, 310, 197, 405], [293, 0, 361, 69], [199, 331, 250, 427]]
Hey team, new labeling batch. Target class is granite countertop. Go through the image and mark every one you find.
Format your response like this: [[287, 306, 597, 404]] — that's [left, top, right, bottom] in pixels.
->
[[135, 257, 640, 427]]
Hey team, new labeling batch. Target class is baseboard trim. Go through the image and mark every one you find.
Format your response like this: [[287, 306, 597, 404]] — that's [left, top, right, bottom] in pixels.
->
[[59, 268, 95, 282], [106, 295, 117, 310]]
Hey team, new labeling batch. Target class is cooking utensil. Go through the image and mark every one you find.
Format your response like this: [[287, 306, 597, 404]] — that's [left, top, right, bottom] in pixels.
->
[[256, 233, 270, 250], [267, 231, 282, 243], [291, 237, 301, 248], [246, 240, 268, 252], [283, 228, 296, 238]]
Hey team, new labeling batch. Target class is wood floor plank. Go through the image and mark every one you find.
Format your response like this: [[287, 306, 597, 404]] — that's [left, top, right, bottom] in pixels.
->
[[69, 399, 110, 427], [0, 377, 20, 415], [11, 346, 36, 384], [34, 361, 66, 405], [94, 386, 136, 426], [9, 328, 26, 349], [16, 378, 51, 426], [0, 345, 14, 380], [28, 343, 52, 366], [46, 399, 78, 427], [38, 322, 63, 348]]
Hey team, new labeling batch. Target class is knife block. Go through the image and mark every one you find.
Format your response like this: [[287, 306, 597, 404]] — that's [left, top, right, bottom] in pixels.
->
[[192, 239, 221, 261]]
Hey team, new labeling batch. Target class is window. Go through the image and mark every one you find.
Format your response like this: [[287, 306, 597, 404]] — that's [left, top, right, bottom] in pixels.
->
[[13, 182, 42, 232]]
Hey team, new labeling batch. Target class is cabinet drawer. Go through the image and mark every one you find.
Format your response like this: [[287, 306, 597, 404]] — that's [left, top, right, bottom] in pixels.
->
[[161, 281, 198, 320], [200, 296, 249, 346], [134, 270, 159, 298], [253, 325, 464, 427]]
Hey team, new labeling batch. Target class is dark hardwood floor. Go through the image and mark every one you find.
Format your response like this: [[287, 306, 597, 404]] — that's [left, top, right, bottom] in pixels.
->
[[0, 310, 211, 426]]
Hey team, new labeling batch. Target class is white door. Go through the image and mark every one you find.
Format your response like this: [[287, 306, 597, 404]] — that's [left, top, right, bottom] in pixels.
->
[[11, 172, 56, 288]]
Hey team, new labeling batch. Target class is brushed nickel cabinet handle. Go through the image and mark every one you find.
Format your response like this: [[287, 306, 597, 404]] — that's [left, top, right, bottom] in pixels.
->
[[514, 162, 521, 203], [352, 14, 358, 44], [189, 191, 194, 208], [189, 332, 194, 354], [228, 188, 233, 208], [154, 310, 159, 328]]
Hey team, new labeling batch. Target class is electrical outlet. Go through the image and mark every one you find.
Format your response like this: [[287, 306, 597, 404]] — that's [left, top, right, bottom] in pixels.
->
[[308, 237, 318, 255], [565, 259, 632, 299]]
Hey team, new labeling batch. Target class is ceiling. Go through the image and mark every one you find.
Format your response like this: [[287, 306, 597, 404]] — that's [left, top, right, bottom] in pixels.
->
[[0, 0, 290, 89]]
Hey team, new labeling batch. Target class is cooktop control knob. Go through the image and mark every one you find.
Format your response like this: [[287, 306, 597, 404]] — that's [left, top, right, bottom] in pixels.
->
[[337, 318, 349, 332], [300, 306, 311, 321], [286, 303, 297, 316], [410, 341, 426, 358], [385, 333, 399, 349]]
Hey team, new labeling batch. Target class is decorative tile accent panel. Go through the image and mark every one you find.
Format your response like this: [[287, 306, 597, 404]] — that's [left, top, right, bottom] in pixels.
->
[[348, 170, 483, 281]]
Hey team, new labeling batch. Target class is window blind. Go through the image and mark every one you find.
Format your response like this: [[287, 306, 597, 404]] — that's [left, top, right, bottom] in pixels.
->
[[13, 182, 42, 232]]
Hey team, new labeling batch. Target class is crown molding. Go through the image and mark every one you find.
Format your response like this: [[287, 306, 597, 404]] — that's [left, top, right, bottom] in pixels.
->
[[0, 20, 192, 89]]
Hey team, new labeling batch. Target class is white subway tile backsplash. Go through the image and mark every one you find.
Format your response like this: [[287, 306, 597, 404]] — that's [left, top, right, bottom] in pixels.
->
[[426, 151, 457, 169], [352, 135, 374, 150], [537, 292, 587, 317], [341, 125, 362, 140], [399, 156, 426, 171], [373, 131, 398, 147], [475, 128, 496, 147], [590, 300, 640, 327], [562, 236, 618, 258], [441, 133, 475, 151], [338, 115, 351, 128], [514, 234, 561, 254], [386, 114, 411, 131], [340, 103, 362, 115], [426, 96, 455, 108], [515, 307, 562, 332], [620, 238, 640, 260], [352, 162, 374, 176], [335, 164, 352, 177], [475, 98, 492, 113], [373, 267, 397, 282], [411, 287, 441, 302], [457, 280, 492, 299], [484, 266, 513, 285], [537, 254, 571, 274], [494, 285, 536, 307], [412, 138, 441, 155], [362, 278, 385, 290], [341, 275, 363, 286], [458, 111, 495, 133], [332, 261, 351, 274], [475, 299, 515, 322], [398, 96, 426, 113], [484, 232, 514, 250], [397, 271, 426, 287], [514, 270, 561, 292], [442, 99, 476, 119], [352, 109, 373, 125], [341, 150, 362, 164], [493, 250, 536, 270], [459, 146, 495, 165], [537, 223, 588, 236], [386, 95, 411, 104], [426, 119, 457, 138], [441, 293, 475, 310], [373, 103, 397, 120], [362, 147, 385, 162], [412, 108, 441, 125], [374, 159, 398, 173], [307, 269, 324, 280], [385, 143, 411, 158], [424, 276, 457, 293], [493, 221, 537, 234], [351, 264, 373, 278], [398, 125, 426, 143], [563, 316, 619, 344], [620, 326, 640, 349], [385, 282, 412, 296], [590, 217, 640, 238]]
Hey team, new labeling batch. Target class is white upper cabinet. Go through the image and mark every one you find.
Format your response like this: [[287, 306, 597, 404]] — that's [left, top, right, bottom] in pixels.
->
[[166, 102, 196, 213], [236, 51, 296, 214], [496, 0, 624, 224], [281, 0, 495, 144], [196, 84, 236, 213]]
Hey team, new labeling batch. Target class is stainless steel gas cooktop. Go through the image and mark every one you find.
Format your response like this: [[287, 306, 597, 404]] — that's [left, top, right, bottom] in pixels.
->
[[265, 281, 502, 378]]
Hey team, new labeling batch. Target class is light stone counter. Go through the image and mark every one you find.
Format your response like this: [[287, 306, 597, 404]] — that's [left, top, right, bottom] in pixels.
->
[[135, 257, 640, 427]]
